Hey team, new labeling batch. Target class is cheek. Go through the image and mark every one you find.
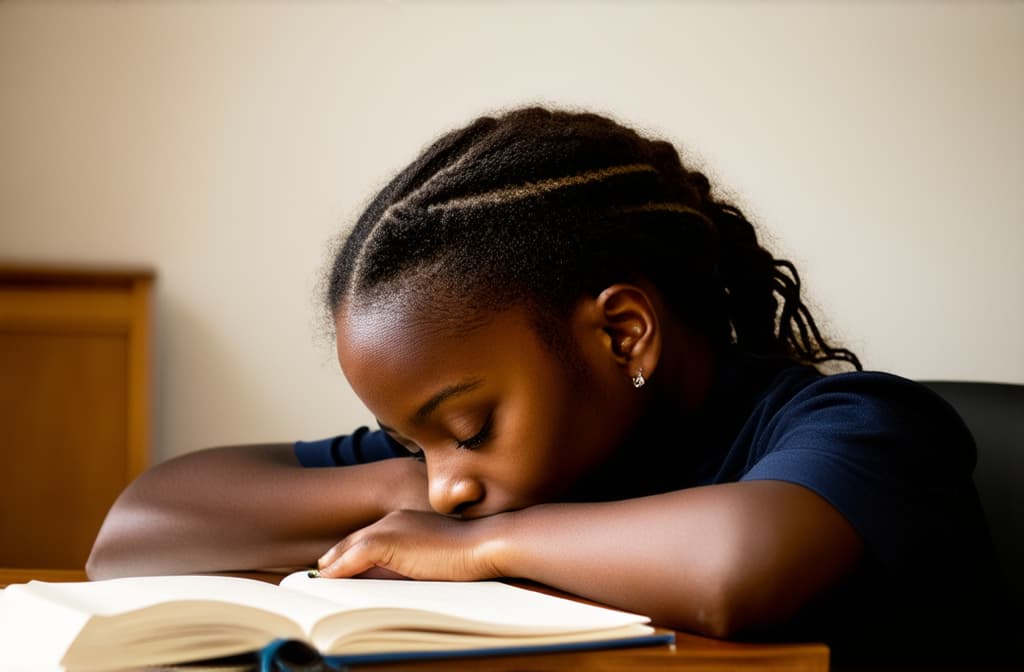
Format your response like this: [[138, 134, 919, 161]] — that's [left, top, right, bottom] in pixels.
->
[[525, 364, 627, 494], [487, 370, 586, 505]]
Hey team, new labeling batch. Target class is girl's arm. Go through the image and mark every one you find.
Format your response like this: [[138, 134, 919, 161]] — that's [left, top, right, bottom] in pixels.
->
[[316, 479, 862, 638], [86, 445, 428, 580], [495, 480, 862, 637]]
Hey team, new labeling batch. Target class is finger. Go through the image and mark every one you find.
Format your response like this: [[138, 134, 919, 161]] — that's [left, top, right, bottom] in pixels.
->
[[319, 539, 384, 578], [316, 540, 346, 571]]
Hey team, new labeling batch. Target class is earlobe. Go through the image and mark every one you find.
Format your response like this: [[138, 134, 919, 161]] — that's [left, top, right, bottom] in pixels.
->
[[594, 284, 661, 382]]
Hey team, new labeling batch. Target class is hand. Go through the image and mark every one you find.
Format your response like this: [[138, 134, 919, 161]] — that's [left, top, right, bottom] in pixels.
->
[[316, 509, 509, 581]]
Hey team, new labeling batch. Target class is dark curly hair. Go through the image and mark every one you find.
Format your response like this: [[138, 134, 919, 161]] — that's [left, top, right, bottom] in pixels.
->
[[326, 107, 860, 371]]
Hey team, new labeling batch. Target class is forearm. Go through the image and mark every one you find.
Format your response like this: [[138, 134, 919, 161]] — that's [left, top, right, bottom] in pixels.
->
[[493, 482, 862, 637], [493, 492, 736, 635], [87, 445, 425, 579]]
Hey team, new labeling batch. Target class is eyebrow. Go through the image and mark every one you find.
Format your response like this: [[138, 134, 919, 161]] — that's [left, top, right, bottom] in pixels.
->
[[375, 379, 484, 436], [414, 379, 484, 422]]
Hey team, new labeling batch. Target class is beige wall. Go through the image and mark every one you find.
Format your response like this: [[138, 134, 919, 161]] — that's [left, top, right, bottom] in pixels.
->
[[2, 1, 1021, 460]]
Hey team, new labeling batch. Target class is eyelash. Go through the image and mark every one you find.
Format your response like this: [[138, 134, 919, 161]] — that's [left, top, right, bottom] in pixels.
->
[[456, 414, 493, 451]]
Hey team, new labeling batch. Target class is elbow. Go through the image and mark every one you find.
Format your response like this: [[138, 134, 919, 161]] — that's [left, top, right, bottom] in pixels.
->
[[85, 543, 112, 581], [691, 581, 752, 640], [653, 585, 748, 640], [659, 562, 764, 640], [86, 513, 173, 580], [84, 465, 185, 580], [85, 516, 126, 580], [688, 561, 804, 640], [84, 545, 106, 581], [85, 487, 153, 580]]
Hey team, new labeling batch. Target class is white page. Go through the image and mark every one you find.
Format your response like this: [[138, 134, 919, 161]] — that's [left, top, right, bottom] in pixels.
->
[[279, 572, 649, 633], [8, 575, 344, 635], [0, 583, 94, 667]]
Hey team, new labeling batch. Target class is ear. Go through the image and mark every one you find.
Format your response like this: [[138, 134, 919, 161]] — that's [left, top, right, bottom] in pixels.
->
[[593, 284, 661, 382]]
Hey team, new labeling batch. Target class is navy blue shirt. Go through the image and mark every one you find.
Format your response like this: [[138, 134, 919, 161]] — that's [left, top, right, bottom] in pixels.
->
[[296, 351, 1002, 660], [295, 426, 409, 468]]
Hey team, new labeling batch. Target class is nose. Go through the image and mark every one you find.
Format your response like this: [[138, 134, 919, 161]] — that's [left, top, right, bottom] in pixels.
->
[[428, 459, 485, 517]]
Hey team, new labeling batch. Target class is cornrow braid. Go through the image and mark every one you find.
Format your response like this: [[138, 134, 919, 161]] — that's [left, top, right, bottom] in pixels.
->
[[427, 164, 658, 211], [326, 107, 861, 372]]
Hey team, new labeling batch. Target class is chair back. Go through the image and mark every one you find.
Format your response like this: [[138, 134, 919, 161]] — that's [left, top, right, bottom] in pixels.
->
[[921, 381, 1024, 608]]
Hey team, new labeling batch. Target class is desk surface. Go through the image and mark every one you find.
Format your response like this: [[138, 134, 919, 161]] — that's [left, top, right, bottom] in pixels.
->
[[0, 568, 829, 671]]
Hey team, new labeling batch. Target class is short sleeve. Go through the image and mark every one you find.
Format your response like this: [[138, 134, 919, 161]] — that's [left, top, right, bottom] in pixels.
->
[[716, 364, 1001, 658], [739, 372, 979, 574], [294, 427, 411, 467]]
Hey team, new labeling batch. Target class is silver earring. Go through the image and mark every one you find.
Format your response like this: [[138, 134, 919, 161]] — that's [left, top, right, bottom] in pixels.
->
[[632, 369, 646, 389]]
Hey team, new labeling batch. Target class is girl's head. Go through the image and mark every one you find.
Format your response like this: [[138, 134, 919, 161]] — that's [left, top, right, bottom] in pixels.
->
[[326, 107, 858, 516]]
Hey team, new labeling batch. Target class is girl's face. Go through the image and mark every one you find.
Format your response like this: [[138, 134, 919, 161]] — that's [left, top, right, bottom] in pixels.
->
[[335, 300, 640, 518]]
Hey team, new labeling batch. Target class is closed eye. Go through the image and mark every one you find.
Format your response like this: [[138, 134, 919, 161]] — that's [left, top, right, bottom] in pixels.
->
[[456, 414, 493, 450]]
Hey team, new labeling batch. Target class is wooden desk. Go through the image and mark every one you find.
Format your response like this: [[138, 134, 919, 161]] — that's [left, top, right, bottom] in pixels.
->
[[0, 569, 829, 671]]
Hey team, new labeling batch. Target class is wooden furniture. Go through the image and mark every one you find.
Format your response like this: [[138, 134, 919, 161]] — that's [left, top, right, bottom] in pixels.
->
[[0, 266, 154, 575]]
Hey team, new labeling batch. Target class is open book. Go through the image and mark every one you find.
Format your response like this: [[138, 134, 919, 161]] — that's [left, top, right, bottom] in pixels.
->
[[0, 571, 669, 670]]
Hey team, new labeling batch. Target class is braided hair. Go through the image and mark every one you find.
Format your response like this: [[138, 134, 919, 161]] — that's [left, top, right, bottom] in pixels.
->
[[326, 107, 860, 371]]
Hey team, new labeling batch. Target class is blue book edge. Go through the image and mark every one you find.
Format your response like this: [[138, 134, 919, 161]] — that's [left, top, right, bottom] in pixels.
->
[[256, 631, 675, 667], [319, 631, 676, 666]]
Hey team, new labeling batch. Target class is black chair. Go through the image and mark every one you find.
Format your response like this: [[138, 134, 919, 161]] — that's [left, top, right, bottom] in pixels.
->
[[920, 381, 1024, 610]]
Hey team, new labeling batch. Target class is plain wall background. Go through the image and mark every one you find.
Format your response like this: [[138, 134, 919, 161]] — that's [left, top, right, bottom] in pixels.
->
[[1, 0, 1021, 461]]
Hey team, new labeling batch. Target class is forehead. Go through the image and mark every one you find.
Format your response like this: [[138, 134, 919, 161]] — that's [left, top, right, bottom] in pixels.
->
[[337, 296, 491, 372], [335, 300, 547, 423]]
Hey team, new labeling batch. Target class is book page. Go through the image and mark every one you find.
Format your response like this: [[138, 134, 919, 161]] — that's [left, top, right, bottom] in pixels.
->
[[1, 576, 352, 670], [0, 583, 94, 668], [279, 572, 650, 634], [10, 575, 346, 634]]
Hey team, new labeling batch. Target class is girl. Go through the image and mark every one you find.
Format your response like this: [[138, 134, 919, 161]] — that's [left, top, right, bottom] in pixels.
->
[[87, 107, 1001, 660]]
